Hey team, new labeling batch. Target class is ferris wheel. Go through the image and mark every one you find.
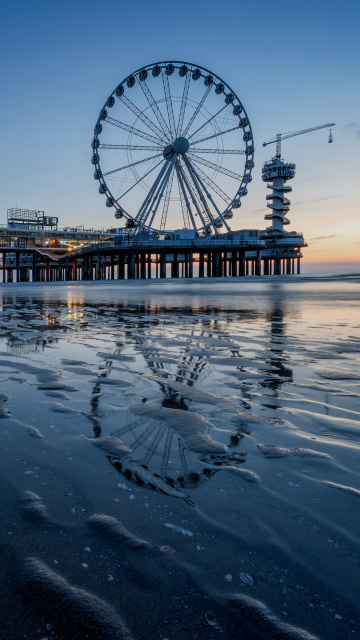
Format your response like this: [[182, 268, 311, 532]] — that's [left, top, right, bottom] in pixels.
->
[[91, 61, 254, 235]]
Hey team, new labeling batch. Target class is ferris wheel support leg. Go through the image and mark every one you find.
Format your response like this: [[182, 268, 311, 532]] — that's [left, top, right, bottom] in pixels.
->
[[256, 250, 262, 276]]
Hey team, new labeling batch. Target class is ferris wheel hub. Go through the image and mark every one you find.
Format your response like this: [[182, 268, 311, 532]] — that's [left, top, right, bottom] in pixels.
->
[[173, 136, 190, 154]]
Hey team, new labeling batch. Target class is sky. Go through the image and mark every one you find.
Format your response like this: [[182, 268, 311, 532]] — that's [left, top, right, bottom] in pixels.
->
[[0, 0, 359, 266]]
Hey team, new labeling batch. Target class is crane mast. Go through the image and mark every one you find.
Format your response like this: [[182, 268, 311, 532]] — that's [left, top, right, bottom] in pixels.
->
[[263, 122, 336, 158]]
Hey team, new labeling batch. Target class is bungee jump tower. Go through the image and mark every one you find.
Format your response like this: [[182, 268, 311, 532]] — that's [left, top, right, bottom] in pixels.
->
[[261, 123, 335, 274]]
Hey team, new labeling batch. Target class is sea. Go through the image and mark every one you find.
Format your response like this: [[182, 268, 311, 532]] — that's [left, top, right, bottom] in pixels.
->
[[0, 272, 359, 640]]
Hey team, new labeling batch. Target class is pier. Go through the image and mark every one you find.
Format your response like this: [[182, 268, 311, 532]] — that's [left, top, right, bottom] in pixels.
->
[[0, 230, 302, 283]]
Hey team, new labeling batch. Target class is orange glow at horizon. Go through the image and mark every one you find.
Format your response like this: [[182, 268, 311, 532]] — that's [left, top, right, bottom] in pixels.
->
[[303, 241, 360, 263]]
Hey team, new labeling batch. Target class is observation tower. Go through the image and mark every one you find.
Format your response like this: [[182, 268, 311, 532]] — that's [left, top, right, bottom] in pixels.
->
[[262, 156, 295, 234], [262, 123, 334, 236]]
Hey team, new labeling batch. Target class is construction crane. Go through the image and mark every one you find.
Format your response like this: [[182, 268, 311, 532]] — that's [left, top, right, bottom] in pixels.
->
[[263, 123, 336, 158]]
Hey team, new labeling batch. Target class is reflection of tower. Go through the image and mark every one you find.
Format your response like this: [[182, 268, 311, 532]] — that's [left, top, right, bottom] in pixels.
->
[[266, 303, 293, 391], [262, 156, 296, 234]]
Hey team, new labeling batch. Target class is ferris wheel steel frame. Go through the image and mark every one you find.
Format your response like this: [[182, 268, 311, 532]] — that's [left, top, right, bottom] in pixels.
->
[[91, 61, 255, 235]]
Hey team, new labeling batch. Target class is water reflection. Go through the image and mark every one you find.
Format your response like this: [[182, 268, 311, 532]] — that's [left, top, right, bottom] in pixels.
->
[[6, 334, 58, 356], [0, 287, 300, 502]]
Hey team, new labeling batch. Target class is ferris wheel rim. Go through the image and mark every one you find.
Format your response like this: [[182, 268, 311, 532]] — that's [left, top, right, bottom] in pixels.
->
[[92, 61, 254, 235]]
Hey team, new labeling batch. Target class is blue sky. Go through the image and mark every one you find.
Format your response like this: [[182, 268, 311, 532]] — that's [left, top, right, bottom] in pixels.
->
[[1, 0, 359, 262]]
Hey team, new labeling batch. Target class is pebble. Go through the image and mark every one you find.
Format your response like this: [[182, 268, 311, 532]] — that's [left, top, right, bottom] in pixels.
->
[[334, 614, 342, 620], [225, 574, 232, 582], [81, 563, 89, 569]]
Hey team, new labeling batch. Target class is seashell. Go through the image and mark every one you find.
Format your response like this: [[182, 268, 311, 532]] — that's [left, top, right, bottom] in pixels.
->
[[203, 612, 222, 630], [159, 545, 175, 554], [240, 572, 254, 585]]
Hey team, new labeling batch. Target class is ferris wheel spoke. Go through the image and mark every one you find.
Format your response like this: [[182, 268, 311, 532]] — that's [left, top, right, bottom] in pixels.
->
[[182, 155, 222, 231], [160, 167, 175, 230], [103, 153, 163, 177], [175, 162, 195, 229], [117, 157, 165, 200], [177, 162, 207, 229], [192, 147, 245, 155], [191, 124, 241, 146], [182, 84, 212, 138], [183, 155, 231, 232], [138, 80, 172, 141], [145, 153, 178, 230], [142, 424, 166, 464], [99, 143, 162, 151], [135, 160, 170, 224], [106, 116, 161, 145], [176, 72, 191, 137], [160, 428, 174, 476], [162, 72, 176, 139], [119, 95, 168, 144], [178, 179, 191, 229], [178, 159, 212, 229], [188, 104, 229, 141], [188, 153, 243, 181], [187, 158, 232, 204]]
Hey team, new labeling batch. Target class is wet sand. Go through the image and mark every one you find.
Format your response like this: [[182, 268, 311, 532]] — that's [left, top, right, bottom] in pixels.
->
[[0, 275, 359, 639]]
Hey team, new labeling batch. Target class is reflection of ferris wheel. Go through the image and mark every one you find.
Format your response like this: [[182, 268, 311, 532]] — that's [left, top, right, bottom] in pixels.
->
[[91, 61, 254, 235]]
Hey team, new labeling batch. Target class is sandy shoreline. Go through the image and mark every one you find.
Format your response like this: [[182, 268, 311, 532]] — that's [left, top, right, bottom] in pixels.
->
[[0, 277, 359, 639]]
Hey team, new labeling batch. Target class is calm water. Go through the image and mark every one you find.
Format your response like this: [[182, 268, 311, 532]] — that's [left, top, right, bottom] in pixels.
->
[[0, 275, 359, 640]]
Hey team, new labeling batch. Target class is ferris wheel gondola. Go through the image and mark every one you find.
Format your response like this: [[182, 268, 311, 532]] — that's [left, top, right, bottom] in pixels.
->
[[92, 61, 254, 235]]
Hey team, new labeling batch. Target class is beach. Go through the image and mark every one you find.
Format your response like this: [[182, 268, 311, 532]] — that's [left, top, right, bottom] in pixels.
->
[[0, 274, 359, 639]]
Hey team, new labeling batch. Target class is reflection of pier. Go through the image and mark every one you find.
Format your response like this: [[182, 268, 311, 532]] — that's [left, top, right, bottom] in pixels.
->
[[6, 334, 58, 356]]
